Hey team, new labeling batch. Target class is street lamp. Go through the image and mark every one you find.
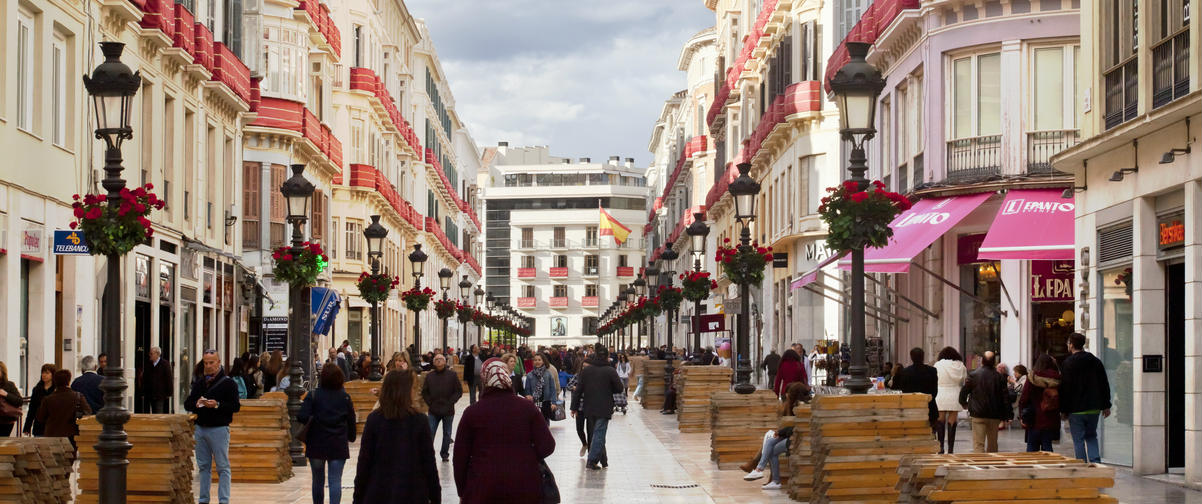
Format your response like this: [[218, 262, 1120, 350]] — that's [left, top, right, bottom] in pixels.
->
[[486, 292, 496, 347], [408, 244, 428, 355], [644, 266, 658, 349], [459, 275, 471, 350], [438, 268, 453, 353], [473, 285, 485, 346], [84, 41, 140, 503], [363, 215, 388, 381], [660, 248, 679, 374], [624, 287, 637, 351], [685, 212, 709, 352], [830, 41, 885, 395], [280, 163, 315, 463], [728, 162, 761, 395]]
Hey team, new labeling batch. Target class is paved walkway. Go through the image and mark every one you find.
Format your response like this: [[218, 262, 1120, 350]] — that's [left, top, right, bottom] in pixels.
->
[[198, 395, 1202, 503]]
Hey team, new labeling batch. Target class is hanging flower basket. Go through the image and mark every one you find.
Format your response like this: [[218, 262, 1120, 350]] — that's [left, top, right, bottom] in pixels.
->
[[818, 180, 911, 253], [456, 302, 475, 323], [434, 298, 457, 319], [272, 241, 327, 286], [657, 285, 683, 312], [716, 238, 773, 286], [471, 310, 489, 326], [356, 272, 398, 304], [70, 184, 165, 256], [680, 271, 716, 302], [401, 286, 436, 312]]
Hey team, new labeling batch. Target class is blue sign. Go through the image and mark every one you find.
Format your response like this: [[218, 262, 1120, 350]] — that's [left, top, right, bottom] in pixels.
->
[[311, 287, 341, 336], [53, 230, 91, 255]]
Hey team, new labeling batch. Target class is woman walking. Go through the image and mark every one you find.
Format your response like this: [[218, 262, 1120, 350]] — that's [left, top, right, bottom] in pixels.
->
[[353, 368, 439, 503], [934, 347, 968, 454], [772, 349, 807, 399], [569, 361, 591, 457], [454, 359, 555, 504], [300, 363, 357, 504], [524, 353, 560, 425], [0, 361, 23, 436], [23, 364, 57, 436], [262, 351, 283, 393], [615, 354, 631, 391], [1019, 355, 1061, 452], [36, 370, 90, 452]]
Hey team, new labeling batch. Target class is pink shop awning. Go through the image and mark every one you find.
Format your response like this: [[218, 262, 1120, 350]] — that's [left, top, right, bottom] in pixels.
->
[[840, 192, 993, 273], [977, 189, 1075, 261]]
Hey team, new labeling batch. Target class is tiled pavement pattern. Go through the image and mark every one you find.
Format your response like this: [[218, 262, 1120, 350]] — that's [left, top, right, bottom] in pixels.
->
[[190, 394, 1202, 503]]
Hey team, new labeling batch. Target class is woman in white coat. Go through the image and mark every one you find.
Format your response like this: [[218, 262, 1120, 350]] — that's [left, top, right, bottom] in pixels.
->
[[933, 347, 967, 454]]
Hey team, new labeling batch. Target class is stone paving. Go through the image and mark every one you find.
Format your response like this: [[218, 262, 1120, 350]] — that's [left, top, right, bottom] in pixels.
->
[[192, 394, 1202, 503]]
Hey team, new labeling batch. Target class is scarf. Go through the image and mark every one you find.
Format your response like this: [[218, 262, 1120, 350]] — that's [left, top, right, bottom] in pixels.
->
[[529, 366, 546, 401], [481, 359, 512, 391]]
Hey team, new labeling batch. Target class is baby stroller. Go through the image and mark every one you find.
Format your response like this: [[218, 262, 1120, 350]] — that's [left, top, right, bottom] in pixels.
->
[[613, 390, 628, 414]]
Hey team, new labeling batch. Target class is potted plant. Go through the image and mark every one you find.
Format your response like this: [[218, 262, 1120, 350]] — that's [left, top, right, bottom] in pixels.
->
[[272, 241, 328, 286], [70, 183, 165, 256], [456, 301, 475, 323], [356, 272, 398, 303], [680, 271, 717, 301], [400, 286, 436, 312], [657, 285, 684, 312], [434, 298, 457, 319], [715, 238, 774, 286], [817, 180, 911, 253]]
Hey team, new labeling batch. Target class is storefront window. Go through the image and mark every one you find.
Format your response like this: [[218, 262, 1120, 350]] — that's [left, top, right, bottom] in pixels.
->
[[1098, 267, 1133, 466], [959, 261, 1001, 367]]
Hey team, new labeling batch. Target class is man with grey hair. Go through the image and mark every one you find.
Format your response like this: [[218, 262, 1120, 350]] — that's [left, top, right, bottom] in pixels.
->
[[138, 346, 173, 413], [71, 355, 104, 413]]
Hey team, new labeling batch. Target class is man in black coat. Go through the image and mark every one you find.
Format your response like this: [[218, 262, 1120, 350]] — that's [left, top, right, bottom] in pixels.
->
[[1059, 332, 1111, 463], [462, 345, 482, 404], [571, 344, 623, 470], [70, 355, 104, 414], [891, 347, 939, 433], [760, 349, 782, 389], [421, 354, 463, 461], [138, 346, 173, 413], [185, 351, 241, 504], [958, 351, 1010, 453]]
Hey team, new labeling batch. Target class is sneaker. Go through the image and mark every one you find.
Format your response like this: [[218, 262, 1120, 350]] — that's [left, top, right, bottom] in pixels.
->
[[762, 481, 781, 490], [743, 470, 765, 481]]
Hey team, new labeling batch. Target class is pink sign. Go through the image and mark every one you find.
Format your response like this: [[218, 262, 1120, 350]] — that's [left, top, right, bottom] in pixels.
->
[[978, 189, 1075, 261], [840, 192, 993, 273], [1030, 260, 1075, 302]]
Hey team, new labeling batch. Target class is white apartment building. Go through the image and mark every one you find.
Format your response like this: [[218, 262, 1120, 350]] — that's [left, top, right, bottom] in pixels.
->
[[481, 145, 648, 347]]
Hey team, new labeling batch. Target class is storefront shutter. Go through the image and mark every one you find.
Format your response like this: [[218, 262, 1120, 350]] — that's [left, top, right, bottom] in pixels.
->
[[1097, 223, 1133, 265]]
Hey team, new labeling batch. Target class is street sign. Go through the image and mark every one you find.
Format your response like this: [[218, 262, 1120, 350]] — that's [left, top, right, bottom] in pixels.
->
[[53, 230, 90, 255], [694, 313, 725, 333], [262, 316, 288, 353]]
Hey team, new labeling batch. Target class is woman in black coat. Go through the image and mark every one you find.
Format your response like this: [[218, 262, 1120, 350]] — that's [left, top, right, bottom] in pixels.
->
[[353, 368, 440, 504], [24, 364, 57, 436], [299, 363, 357, 504]]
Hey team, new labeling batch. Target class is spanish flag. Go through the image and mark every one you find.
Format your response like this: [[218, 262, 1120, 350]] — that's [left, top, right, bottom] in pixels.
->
[[599, 207, 631, 245]]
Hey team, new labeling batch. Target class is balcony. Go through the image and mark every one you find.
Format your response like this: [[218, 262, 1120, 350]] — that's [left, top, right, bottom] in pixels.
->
[[517, 268, 536, 279], [550, 239, 569, 249], [1152, 29, 1191, 109], [945, 135, 1001, 182], [515, 239, 538, 249], [583, 266, 599, 276], [1104, 58, 1138, 130], [549, 267, 569, 279], [549, 297, 569, 309], [1027, 130, 1080, 174], [517, 297, 536, 309], [616, 266, 634, 278], [582, 296, 599, 308]]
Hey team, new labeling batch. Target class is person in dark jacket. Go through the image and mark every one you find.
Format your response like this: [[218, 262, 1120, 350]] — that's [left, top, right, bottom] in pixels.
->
[[891, 347, 939, 433], [185, 351, 242, 504], [1018, 354, 1061, 452], [760, 349, 781, 390], [1058, 332, 1111, 463], [462, 345, 482, 405], [138, 346, 173, 413], [354, 368, 439, 503], [772, 349, 807, 398], [70, 355, 104, 414], [0, 361, 25, 436], [958, 351, 1010, 453], [421, 354, 463, 461], [571, 344, 623, 470], [23, 364, 57, 436], [35, 370, 90, 452], [454, 358, 555, 504], [300, 363, 357, 504]]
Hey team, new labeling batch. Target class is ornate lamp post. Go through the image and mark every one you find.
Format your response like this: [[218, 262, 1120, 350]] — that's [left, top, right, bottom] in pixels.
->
[[624, 287, 637, 351], [473, 285, 485, 346], [486, 292, 496, 347], [728, 162, 762, 395], [408, 244, 428, 355], [459, 275, 472, 350], [643, 266, 658, 349], [280, 164, 315, 463], [685, 212, 709, 353], [438, 268, 453, 352], [84, 41, 140, 503], [660, 248, 679, 372], [363, 215, 388, 381], [830, 42, 886, 394]]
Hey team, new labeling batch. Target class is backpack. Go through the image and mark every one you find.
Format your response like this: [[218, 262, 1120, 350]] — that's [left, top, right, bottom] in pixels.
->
[[1039, 386, 1059, 413], [233, 376, 248, 399]]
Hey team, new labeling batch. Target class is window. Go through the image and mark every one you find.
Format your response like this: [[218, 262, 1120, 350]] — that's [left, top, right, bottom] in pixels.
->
[[163, 95, 175, 216], [312, 189, 325, 242], [1032, 46, 1077, 131], [583, 317, 598, 335], [206, 125, 217, 231], [524, 285, 535, 297], [553, 227, 566, 247], [206, 0, 217, 33], [353, 25, 362, 67], [51, 33, 67, 146], [184, 109, 196, 222], [242, 162, 260, 249], [951, 52, 1001, 139], [222, 0, 243, 58], [269, 164, 286, 247], [585, 284, 598, 297], [17, 9, 35, 132], [618, 255, 628, 267], [522, 255, 535, 268], [553, 285, 567, 297], [585, 226, 598, 246], [585, 255, 599, 274], [345, 221, 363, 261], [521, 227, 533, 247], [555, 255, 567, 268]]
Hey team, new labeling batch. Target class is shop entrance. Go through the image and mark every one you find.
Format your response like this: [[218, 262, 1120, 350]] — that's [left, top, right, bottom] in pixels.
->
[[1165, 261, 1185, 470], [133, 300, 151, 413], [1031, 302, 1074, 362]]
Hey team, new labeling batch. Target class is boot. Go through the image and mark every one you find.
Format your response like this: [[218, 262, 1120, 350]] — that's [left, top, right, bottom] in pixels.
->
[[935, 421, 946, 454], [946, 420, 957, 454], [739, 451, 762, 473]]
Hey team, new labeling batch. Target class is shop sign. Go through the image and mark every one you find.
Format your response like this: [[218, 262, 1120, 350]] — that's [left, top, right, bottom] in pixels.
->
[[694, 313, 725, 333], [957, 234, 987, 265], [1157, 213, 1185, 251], [21, 225, 43, 260], [261, 317, 288, 353], [1030, 260, 1074, 302], [135, 255, 151, 301], [160, 263, 175, 305], [53, 230, 90, 255], [773, 252, 788, 268]]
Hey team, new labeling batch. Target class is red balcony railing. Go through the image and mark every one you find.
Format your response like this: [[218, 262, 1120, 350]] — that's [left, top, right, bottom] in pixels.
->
[[249, 77, 261, 112], [296, 1, 341, 57], [824, 0, 921, 92], [657, 136, 708, 205], [425, 217, 459, 265], [708, 0, 780, 126], [342, 163, 423, 230], [582, 296, 599, 307], [617, 266, 634, 277], [193, 22, 214, 70], [549, 267, 568, 278], [517, 268, 536, 279], [349, 67, 422, 155], [517, 297, 536, 308], [172, 5, 194, 54], [140, 0, 175, 38], [248, 97, 339, 168], [550, 297, 569, 308], [465, 254, 482, 276]]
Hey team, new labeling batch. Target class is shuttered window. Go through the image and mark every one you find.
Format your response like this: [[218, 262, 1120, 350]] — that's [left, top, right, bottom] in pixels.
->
[[269, 164, 287, 248], [1098, 223, 1134, 265], [242, 162, 260, 249], [312, 189, 325, 242]]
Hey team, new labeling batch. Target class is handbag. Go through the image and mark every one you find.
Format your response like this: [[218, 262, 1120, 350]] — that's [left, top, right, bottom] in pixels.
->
[[538, 459, 561, 504], [0, 399, 21, 421], [552, 400, 566, 421]]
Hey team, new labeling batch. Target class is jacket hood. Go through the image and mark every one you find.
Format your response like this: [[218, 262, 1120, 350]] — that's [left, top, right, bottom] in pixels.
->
[[1029, 370, 1061, 388]]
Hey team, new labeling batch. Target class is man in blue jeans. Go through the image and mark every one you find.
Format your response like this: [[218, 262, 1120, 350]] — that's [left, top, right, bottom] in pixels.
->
[[185, 350, 241, 504], [572, 344, 623, 470], [1058, 332, 1111, 463]]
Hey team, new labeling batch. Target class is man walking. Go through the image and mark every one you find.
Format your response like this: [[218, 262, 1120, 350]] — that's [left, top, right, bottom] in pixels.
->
[[572, 343, 624, 470], [185, 350, 241, 504], [1059, 332, 1111, 463], [760, 348, 781, 389], [958, 351, 1010, 452], [421, 354, 462, 462], [138, 346, 173, 413], [891, 347, 939, 434], [71, 355, 104, 414], [463, 345, 482, 404]]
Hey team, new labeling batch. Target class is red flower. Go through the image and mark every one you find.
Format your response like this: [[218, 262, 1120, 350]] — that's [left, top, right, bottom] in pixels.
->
[[843, 181, 859, 192], [282, 254, 294, 261], [85, 207, 103, 220], [872, 180, 886, 190], [69, 222, 78, 229], [849, 192, 869, 203]]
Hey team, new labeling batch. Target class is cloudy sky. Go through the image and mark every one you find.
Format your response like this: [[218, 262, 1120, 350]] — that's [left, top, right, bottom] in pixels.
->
[[406, 0, 714, 166]]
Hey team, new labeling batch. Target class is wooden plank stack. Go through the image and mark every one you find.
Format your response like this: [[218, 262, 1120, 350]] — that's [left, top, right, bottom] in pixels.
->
[[708, 390, 780, 469], [77, 414, 193, 504], [218, 398, 292, 483], [639, 360, 667, 409], [0, 437, 74, 504], [676, 365, 732, 432], [344, 379, 379, 435], [809, 393, 938, 503], [895, 452, 1115, 504], [785, 403, 814, 501]]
